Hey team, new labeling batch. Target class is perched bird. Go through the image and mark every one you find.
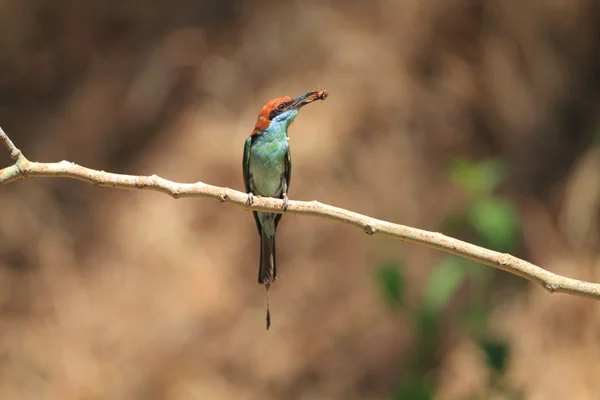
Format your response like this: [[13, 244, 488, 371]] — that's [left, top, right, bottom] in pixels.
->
[[243, 89, 328, 329]]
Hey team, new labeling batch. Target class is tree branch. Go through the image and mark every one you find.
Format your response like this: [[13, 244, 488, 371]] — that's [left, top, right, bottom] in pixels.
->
[[1, 127, 599, 299]]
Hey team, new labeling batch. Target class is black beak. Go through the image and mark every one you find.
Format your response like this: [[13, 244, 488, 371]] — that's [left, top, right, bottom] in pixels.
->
[[290, 90, 326, 110]]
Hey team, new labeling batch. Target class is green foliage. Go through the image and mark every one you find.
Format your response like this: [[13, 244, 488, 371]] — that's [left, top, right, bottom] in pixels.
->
[[459, 303, 491, 336], [374, 259, 405, 307], [479, 338, 510, 374], [423, 256, 467, 313], [392, 378, 434, 400], [374, 157, 522, 399], [468, 197, 518, 253], [450, 158, 507, 196], [414, 307, 439, 351]]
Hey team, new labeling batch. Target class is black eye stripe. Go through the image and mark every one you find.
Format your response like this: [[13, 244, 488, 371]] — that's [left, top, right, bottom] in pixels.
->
[[268, 109, 280, 120], [269, 102, 290, 120]]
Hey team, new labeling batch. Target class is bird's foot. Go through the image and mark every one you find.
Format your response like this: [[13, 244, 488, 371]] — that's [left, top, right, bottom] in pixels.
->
[[282, 193, 289, 212], [246, 192, 254, 206]]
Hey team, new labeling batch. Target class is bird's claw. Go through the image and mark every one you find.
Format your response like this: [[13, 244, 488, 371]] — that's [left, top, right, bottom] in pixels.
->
[[246, 192, 254, 206], [282, 193, 289, 212]]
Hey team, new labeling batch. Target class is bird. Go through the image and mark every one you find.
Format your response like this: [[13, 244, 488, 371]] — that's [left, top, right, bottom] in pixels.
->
[[243, 89, 328, 329]]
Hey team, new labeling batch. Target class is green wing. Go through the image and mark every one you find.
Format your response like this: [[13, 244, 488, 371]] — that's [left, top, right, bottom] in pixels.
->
[[285, 145, 292, 191], [274, 145, 292, 228], [243, 135, 262, 235], [242, 135, 252, 194]]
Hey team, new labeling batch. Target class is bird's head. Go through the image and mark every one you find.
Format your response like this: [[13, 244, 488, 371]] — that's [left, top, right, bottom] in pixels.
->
[[252, 90, 327, 135]]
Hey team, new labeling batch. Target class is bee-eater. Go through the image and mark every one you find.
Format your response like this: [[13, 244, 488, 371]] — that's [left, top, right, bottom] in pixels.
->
[[243, 89, 328, 329]]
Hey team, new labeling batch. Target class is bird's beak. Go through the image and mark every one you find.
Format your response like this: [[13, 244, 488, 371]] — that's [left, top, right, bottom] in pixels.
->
[[290, 90, 328, 110]]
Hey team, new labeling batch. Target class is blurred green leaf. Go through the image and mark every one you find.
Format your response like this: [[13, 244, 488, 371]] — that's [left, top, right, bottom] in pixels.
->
[[450, 158, 507, 196], [374, 259, 405, 307], [414, 307, 439, 350], [440, 211, 469, 237], [459, 304, 491, 335], [424, 257, 467, 313], [393, 379, 433, 400], [467, 197, 518, 252], [479, 338, 510, 374]]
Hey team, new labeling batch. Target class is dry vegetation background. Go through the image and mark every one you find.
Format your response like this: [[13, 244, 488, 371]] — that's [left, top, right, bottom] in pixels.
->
[[1, 0, 600, 399]]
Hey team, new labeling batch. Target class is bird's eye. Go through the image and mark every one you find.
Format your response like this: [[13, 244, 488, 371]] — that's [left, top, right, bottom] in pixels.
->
[[277, 103, 286, 111]]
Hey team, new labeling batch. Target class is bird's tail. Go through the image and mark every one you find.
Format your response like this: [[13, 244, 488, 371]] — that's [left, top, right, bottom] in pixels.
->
[[259, 232, 276, 330], [259, 232, 276, 285]]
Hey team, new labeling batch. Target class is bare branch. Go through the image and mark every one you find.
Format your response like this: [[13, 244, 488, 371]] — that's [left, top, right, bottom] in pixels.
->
[[0, 127, 23, 161], [1, 128, 599, 299]]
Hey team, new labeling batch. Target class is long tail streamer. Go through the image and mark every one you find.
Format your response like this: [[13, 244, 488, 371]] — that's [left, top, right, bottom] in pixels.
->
[[265, 283, 271, 330]]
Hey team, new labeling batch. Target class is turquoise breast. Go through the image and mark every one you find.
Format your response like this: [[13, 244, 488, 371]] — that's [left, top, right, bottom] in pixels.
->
[[249, 136, 288, 197]]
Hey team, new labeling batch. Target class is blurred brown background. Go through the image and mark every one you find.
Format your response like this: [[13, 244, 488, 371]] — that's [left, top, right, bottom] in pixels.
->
[[1, 0, 600, 399]]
